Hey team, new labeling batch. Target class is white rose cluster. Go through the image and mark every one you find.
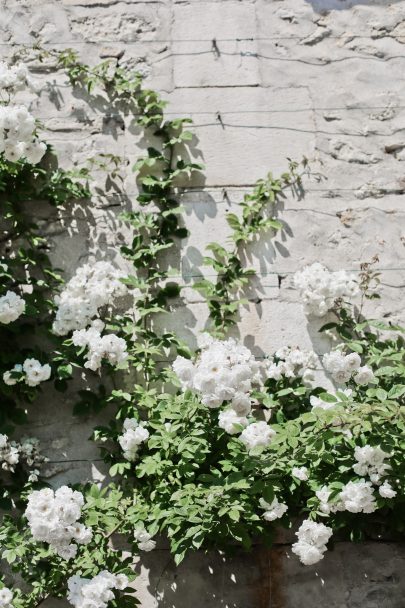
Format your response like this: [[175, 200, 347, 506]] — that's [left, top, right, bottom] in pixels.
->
[[310, 388, 352, 411], [53, 261, 127, 336], [218, 408, 248, 435], [72, 320, 127, 371], [3, 358, 51, 387], [316, 443, 396, 515], [0, 105, 46, 164], [353, 445, 391, 484], [0, 290, 25, 324], [0, 434, 20, 472], [0, 61, 45, 164], [67, 571, 128, 608], [0, 434, 46, 480], [239, 421, 276, 450], [323, 350, 375, 385], [259, 496, 288, 521], [25, 486, 92, 559], [294, 263, 359, 317], [173, 334, 262, 412], [118, 418, 149, 462], [266, 346, 317, 385], [317, 479, 377, 515], [134, 528, 156, 551], [339, 479, 377, 513], [0, 61, 31, 93], [292, 519, 333, 566], [379, 480, 397, 499], [0, 587, 13, 608]]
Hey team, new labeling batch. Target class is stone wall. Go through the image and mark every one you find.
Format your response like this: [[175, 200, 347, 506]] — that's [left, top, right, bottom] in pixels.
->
[[1, 0, 405, 605]]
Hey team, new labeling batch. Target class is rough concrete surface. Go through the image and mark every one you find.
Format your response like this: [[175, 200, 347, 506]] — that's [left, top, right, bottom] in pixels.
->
[[1, 0, 405, 605]]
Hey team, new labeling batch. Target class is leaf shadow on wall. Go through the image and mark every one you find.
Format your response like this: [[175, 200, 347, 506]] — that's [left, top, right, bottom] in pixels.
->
[[180, 187, 300, 349], [43, 74, 208, 351], [41, 76, 135, 265]]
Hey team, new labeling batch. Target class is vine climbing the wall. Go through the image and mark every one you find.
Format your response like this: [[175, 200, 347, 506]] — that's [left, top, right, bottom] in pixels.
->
[[194, 160, 311, 335]]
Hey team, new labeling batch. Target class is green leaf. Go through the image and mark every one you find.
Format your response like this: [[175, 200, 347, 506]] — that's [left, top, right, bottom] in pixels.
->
[[262, 486, 274, 504], [376, 388, 388, 402], [228, 509, 240, 522], [109, 462, 131, 476], [57, 363, 72, 379], [226, 213, 241, 230]]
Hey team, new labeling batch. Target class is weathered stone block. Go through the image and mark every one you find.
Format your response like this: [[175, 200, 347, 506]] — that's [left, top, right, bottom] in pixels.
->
[[172, 2, 259, 87]]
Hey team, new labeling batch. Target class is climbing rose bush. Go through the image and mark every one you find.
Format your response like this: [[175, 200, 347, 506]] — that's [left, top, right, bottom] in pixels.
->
[[95, 309, 403, 568], [0, 51, 404, 608]]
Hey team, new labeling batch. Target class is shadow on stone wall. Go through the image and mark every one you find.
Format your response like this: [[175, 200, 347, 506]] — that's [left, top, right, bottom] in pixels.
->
[[133, 541, 405, 608], [134, 544, 273, 608], [305, 0, 404, 11]]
